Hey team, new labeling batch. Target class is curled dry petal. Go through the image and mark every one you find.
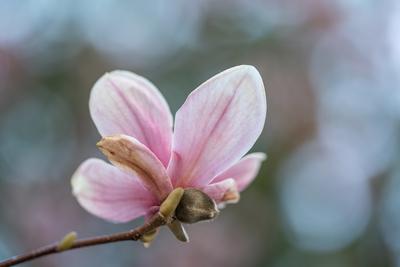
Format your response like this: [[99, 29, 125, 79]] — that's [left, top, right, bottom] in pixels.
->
[[71, 158, 157, 223], [168, 65, 267, 188], [90, 71, 173, 167], [203, 178, 240, 204], [212, 153, 266, 191], [96, 135, 173, 201]]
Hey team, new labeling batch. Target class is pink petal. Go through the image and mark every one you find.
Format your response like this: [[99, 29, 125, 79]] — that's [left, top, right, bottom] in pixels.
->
[[71, 158, 157, 223], [97, 134, 173, 201], [89, 70, 173, 167], [144, 206, 160, 221], [212, 152, 266, 191], [202, 178, 240, 204], [168, 65, 267, 187]]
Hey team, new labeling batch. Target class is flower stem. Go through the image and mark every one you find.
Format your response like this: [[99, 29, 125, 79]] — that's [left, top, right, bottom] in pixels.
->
[[0, 212, 168, 267]]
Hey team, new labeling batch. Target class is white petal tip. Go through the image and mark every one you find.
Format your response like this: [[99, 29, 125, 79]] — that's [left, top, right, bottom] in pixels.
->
[[71, 172, 88, 196], [231, 65, 261, 77], [254, 152, 268, 161]]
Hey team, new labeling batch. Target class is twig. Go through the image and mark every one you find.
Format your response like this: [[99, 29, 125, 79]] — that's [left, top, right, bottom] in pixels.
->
[[0, 212, 168, 267]]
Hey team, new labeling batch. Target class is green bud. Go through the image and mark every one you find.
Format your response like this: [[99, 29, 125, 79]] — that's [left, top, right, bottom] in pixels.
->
[[167, 220, 189, 242], [175, 188, 219, 224], [57, 232, 77, 251], [159, 187, 184, 218]]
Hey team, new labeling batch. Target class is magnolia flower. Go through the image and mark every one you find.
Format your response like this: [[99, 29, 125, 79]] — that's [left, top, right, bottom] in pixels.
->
[[71, 65, 267, 240]]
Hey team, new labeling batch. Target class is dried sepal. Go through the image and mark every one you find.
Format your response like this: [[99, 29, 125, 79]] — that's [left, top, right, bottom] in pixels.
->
[[167, 220, 189, 242], [140, 229, 159, 248], [159, 187, 184, 218]]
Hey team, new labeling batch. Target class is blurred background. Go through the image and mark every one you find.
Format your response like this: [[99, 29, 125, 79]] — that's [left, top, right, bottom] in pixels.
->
[[0, 0, 399, 266]]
